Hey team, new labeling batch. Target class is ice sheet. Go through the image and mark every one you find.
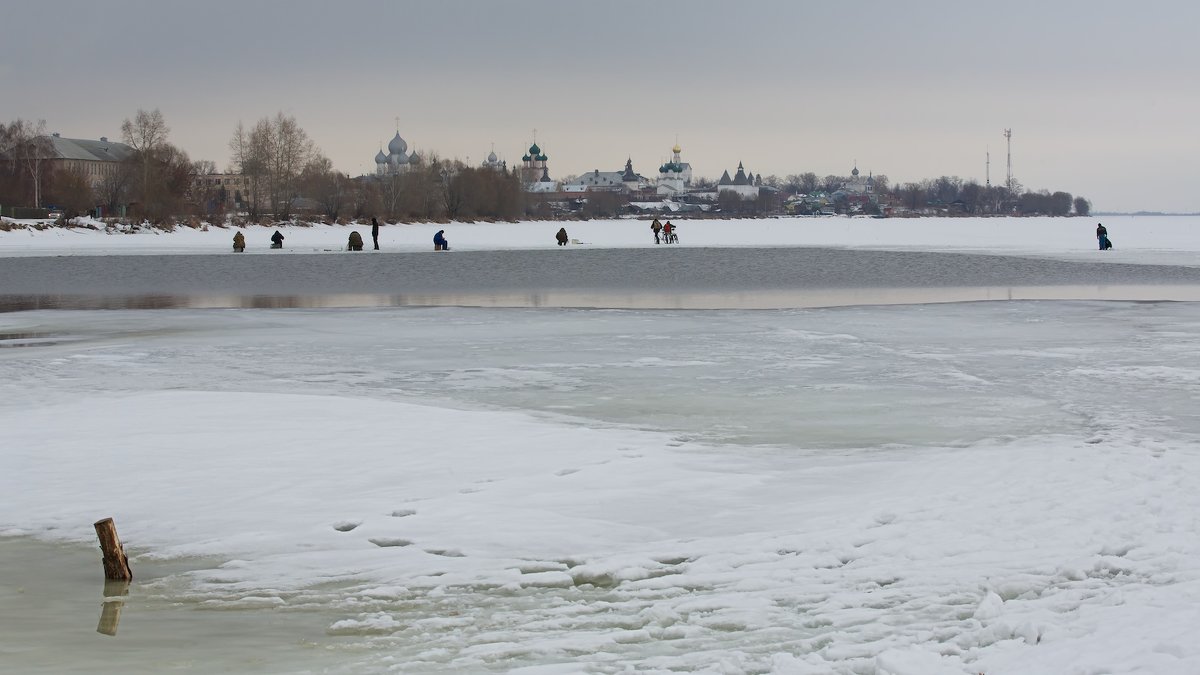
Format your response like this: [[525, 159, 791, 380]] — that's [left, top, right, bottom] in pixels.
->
[[3, 303, 1200, 672]]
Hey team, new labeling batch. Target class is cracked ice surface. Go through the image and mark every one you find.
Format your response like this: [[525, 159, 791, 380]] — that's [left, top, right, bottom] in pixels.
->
[[2, 302, 1200, 673]]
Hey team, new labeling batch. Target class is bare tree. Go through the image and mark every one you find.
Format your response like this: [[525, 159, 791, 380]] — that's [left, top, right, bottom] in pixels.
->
[[96, 161, 134, 215], [121, 108, 169, 200], [300, 155, 348, 220], [230, 113, 317, 220], [229, 121, 267, 219], [1073, 196, 1091, 217], [798, 172, 819, 194], [47, 167, 94, 218], [2, 119, 53, 207], [192, 159, 217, 176]]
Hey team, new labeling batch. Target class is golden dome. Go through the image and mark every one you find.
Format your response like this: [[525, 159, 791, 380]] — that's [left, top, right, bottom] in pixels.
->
[[672, 143, 682, 154]]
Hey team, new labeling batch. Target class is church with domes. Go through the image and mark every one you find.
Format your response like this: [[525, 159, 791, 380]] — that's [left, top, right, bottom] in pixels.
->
[[657, 142, 693, 195], [520, 141, 550, 185], [481, 144, 505, 171], [374, 127, 421, 176]]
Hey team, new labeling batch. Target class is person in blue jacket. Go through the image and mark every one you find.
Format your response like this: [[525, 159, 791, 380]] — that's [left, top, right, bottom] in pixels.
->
[[433, 229, 449, 251]]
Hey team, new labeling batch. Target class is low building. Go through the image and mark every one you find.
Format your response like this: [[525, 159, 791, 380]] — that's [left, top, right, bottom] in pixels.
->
[[567, 158, 649, 193], [42, 133, 134, 190], [191, 173, 259, 211]]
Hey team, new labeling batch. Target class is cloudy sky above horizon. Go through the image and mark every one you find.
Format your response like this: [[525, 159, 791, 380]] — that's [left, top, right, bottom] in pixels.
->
[[5, 0, 1198, 212]]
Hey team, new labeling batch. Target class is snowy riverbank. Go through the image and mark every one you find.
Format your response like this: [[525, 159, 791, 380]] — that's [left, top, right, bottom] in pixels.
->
[[0, 215, 1197, 266]]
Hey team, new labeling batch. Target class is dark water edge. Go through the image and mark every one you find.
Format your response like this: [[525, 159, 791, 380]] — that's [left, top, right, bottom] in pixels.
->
[[4, 247, 1200, 294], [4, 284, 1200, 312], [3, 247, 1200, 311]]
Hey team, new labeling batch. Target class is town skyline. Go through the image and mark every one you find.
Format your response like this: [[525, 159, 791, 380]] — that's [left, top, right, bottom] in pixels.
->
[[6, 0, 1198, 212]]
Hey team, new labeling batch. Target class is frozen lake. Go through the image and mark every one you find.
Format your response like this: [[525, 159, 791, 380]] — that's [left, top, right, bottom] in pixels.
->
[[3, 222, 1200, 673], [4, 296, 1200, 673]]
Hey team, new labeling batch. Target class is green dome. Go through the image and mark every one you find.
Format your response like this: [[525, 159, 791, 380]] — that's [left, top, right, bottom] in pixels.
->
[[529, 143, 541, 155], [522, 154, 532, 162], [535, 154, 547, 161]]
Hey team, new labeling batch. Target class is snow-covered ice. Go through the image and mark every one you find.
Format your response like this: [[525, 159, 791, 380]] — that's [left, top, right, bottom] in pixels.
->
[[1, 215, 1198, 267], [3, 300, 1200, 673]]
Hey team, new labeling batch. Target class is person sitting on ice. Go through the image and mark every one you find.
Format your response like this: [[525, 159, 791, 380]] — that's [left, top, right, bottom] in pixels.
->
[[433, 229, 449, 251], [556, 227, 569, 246], [270, 230, 285, 249], [232, 231, 245, 253], [347, 230, 364, 251]]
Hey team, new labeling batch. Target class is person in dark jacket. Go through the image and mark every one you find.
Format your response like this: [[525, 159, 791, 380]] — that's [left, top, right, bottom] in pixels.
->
[[556, 227, 569, 246], [232, 231, 245, 252], [371, 217, 380, 250], [650, 218, 662, 244], [433, 229, 449, 251], [270, 230, 284, 249], [348, 230, 364, 251], [1096, 223, 1111, 250]]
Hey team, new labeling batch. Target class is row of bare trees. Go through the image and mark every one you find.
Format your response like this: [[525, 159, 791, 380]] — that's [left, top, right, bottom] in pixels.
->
[[0, 119, 52, 210], [1, 110, 194, 221], [884, 177, 1089, 216]]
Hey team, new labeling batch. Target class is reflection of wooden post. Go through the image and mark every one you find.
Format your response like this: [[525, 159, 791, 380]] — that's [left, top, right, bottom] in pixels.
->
[[97, 579, 130, 636], [94, 517, 132, 581], [97, 602, 123, 636]]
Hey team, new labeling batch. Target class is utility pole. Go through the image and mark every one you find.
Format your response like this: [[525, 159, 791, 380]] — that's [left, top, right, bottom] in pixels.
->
[[986, 147, 990, 188], [1004, 129, 1013, 191]]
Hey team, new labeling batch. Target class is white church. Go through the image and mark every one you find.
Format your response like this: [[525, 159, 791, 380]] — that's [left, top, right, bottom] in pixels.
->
[[373, 126, 422, 176]]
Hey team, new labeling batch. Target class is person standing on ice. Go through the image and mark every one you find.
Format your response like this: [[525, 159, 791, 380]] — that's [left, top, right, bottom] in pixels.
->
[[1096, 223, 1111, 250], [270, 230, 284, 249], [650, 218, 662, 244], [433, 229, 449, 251], [371, 217, 380, 250]]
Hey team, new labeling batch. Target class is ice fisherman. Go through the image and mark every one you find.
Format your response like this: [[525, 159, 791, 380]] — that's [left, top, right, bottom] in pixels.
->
[[232, 231, 245, 252], [270, 230, 284, 249], [663, 221, 676, 244], [1096, 223, 1112, 250], [371, 217, 380, 250], [348, 230, 364, 251], [650, 218, 662, 244], [433, 229, 449, 251], [556, 227, 569, 246]]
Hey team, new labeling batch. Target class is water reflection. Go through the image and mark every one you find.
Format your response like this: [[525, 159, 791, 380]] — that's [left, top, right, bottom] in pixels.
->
[[3, 285, 1200, 312], [97, 580, 130, 636]]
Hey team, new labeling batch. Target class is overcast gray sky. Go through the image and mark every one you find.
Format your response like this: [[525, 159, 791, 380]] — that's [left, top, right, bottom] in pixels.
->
[[5, 0, 1198, 212]]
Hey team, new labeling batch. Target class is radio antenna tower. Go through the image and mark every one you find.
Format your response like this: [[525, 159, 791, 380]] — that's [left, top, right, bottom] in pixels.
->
[[1003, 129, 1013, 191], [986, 146, 991, 188]]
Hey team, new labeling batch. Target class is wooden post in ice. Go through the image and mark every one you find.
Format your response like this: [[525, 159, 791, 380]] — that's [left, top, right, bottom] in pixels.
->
[[93, 517, 132, 582]]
